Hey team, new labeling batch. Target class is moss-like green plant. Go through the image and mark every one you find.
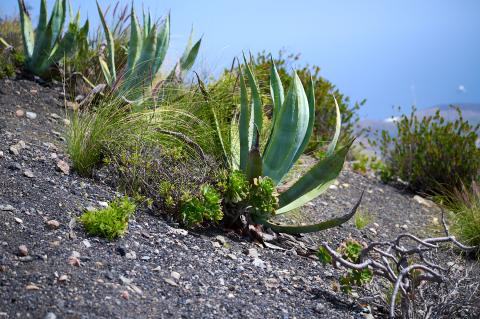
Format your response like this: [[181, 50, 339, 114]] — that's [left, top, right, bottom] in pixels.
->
[[180, 185, 223, 227], [79, 197, 136, 240]]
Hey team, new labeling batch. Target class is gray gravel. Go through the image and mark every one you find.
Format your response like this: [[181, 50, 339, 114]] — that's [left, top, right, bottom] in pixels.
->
[[1, 78, 478, 319]]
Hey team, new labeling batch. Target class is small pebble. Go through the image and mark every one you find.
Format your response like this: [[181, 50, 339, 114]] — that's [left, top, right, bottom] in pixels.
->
[[18, 245, 28, 256], [26, 111, 37, 119]]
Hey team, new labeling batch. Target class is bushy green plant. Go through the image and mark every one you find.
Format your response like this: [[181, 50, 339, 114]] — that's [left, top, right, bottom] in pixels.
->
[[79, 197, 136, 240], [66, 99, 134, 176], [0, 17, 25, 78], [252, 51, 364, 151], [180, 185, 223, 227], [378, 107, 480, 195], [17, 0, 89, 76], [210, 56, 362, 234], [445, 182, 480, 253]]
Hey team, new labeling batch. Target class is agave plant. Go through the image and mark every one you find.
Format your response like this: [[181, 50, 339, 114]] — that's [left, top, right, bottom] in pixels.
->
[[214, 56, 362, 234], [17, 0, 88, 76], [97, 2, 201, 102]]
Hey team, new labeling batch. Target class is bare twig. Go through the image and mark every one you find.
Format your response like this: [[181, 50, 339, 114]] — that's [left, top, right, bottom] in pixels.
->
[[321, 216, 479, 318]]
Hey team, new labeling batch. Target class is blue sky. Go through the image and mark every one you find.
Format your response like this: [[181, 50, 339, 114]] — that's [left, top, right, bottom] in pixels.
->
[[1, 0, 479, 119]]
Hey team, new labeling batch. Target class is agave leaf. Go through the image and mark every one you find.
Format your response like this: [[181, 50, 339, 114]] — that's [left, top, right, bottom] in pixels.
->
[[239, 68, 250, 171], [264, 58, 285, 152], [99, 57, 113, 86], [17, 0, 35, 58], [326, 94, 342, 156], [290, 76, 315, 164], [269, 58, 284, 126], [33, 0, 47, 55], [49, 0, 66, 47], [263, 72, 310, 185], [257, 191, 363, 234], [127, 6, 142, 72], [242, 54, 263, 135], [97, 1, 116, 83], [152, 14, 170, 75], [246, 128, 262, 181], [48, 18, 78, 64], [276, 141, 352, 214], [129, 24, 157, 89], [179, 37, 201, 74]]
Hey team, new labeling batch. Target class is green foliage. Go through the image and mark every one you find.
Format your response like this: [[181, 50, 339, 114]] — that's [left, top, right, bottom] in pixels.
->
[[352, 154, 368, 174], [354, 210, 373, 230], [209, 57, 360, 233], [0, 17, 24, 78], [253, 51, 364, 151], [17, 0, 89, 76], [445, 182, 480, 253], [317, 246, 333, 265], [248, 176, 279, 219], [337, 239, 373, 293], [217, 170, 250, 204], [180, 185, 223, 227], [79, 197, 136, 240], [66, 100, 132, 176], [378, 107, 480, 195], [96, 2, 201, 103]]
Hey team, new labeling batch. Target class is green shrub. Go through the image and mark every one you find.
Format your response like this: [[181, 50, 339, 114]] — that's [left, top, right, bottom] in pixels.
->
[[378, 107, 480, 195], [79, 197, 136, 240], [446, 182, 480, 253], [0, 17, 24, 78], [180, 185, 223, 227]]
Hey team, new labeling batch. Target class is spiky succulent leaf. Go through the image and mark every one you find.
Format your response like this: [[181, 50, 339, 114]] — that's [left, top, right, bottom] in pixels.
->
[[269, 58, 284, 126], [152, 14, 170, 75], [246, 129, 263, 181], [18, 0, 35, 58], [127, 6, 142, 72], [49, 0, 66, 45], [48, 17, 78, 64], [276, 142, 352, 214], [239, 68, 250, 171], [262, 72, 310, 185], [33, 0, 47, 55], [256, 192, 363, 234], [326, 94, 342, 156], [291, 76, 315, 164], [99, 57, 113, 86], [97, 0, 116, 82], [242, 54, 263, 135], [179, 37, 201, 74]]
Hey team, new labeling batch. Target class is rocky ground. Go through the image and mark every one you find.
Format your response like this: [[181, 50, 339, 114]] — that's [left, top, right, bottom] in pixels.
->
[[0, 78, 479, 319]]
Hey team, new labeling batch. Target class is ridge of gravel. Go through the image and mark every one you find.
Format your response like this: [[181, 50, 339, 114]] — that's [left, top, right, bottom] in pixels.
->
[[0, 78, 478, 319]]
